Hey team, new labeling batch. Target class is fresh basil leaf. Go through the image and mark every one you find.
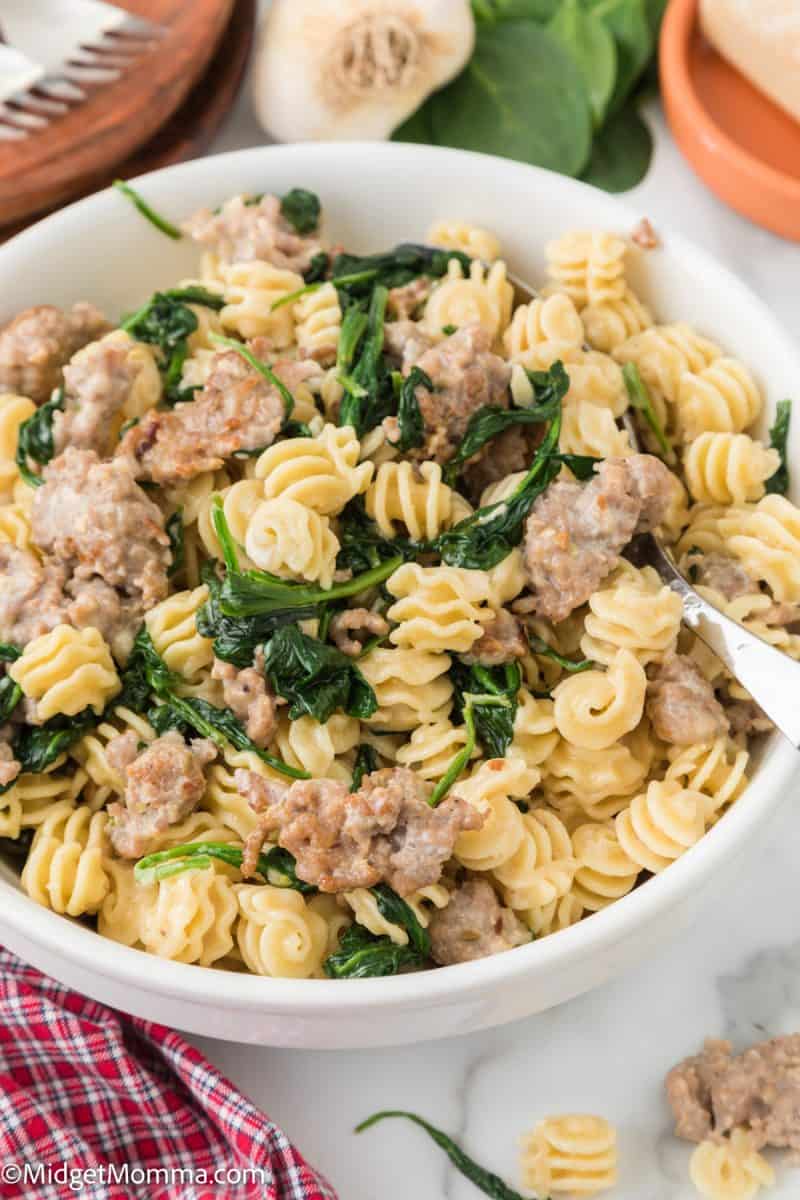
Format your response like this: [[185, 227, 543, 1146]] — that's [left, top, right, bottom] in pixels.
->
[[766, 399, 792, 495], [549, 0, 617, 127], [280, 188, 321, 235], [15, 388, 64, 487], [580, 99, 653, 193], [263, 625, 377, 724], [429, 21, 593, 179]]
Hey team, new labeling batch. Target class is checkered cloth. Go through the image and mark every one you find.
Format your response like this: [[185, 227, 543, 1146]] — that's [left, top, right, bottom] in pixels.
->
[[0, 946, 337, 1200]]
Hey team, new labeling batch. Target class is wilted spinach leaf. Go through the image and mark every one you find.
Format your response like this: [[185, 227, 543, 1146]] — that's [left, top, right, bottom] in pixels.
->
[[352, 744, 379, 791], [122, 287, 223, 405], [766, 400, 792, 495], [263, 625, 377, 724], [451, 660, 521, 759], [324, 923, 424, 979], [15, 388, 64, 487], [393, 367, 429, 453], [331, 244, 471, 303], [339, 286, 394, 437], [280, 188, 321, 234], [166, 510, 184, 578]]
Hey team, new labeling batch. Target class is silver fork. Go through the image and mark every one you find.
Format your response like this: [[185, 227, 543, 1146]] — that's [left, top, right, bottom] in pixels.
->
[[506, 265, 800, 748]]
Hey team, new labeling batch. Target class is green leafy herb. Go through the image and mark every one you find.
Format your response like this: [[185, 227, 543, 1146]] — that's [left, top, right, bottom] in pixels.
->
[[580, 98, 653, 193], [428, 21, 592, 178], [622, 361, 670, 457], [113, 179, 182, 239], [585, 0, 653, 114], [444, 361, 569, 483], [393, 367, 429, 453], [263, 625, 377, 724], [15, 388, 65, 487], [451, 660, 521, 759], [355, 1111, 528, 1200], [209, 333, 295, 417], [434, 404, 562, 570], [352, 744, 379, 791], [211, 499, 403, 623], [339, 286, 394, 437], [331, 243, 471, 302], [134, 841, 314, 892], [323, 923, 423, 979], [548, 0, 617, 127], [166, 510, 184, 578], [528, 635, 595, 678], [766, 399, 792, 495], [0, 675, 22, 722], [122, 287, 223, 405], [280, 188, 321, 235]]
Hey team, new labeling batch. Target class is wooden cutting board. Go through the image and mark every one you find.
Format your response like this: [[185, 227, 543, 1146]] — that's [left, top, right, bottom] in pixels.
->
[[0, 0, 239, 228]]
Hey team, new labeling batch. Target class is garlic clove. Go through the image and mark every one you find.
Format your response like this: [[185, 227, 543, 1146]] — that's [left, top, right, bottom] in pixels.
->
[[252, 0, 475, 143]]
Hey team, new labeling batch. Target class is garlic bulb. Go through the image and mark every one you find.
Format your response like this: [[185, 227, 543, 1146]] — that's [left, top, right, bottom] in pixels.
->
[[252, 0, 475, 142]]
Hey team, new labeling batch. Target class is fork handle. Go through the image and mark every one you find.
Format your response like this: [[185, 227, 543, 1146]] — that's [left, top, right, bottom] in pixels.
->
[[652, 551, 800, 749]]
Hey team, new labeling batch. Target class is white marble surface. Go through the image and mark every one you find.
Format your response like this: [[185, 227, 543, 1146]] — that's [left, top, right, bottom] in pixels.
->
[[180, 29, 800, 1198]]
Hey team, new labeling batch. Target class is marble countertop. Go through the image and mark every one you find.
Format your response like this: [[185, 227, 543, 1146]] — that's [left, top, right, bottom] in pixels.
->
[[194, 24, 800, 1199]]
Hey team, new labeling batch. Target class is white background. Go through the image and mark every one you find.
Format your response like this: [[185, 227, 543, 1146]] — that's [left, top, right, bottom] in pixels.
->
[[183, 8, 800, 1197]]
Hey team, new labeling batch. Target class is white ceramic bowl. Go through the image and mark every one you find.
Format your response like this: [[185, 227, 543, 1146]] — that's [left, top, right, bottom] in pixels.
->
[[1, 143, 798, 1049]]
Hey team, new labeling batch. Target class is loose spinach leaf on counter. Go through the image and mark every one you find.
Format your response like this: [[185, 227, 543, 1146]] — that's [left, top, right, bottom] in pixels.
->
[[324, 924, 424, 979], [166, 510, 184, 578], [135, 841, 314, 893], [351, 744, 379, 791], [338, 286, 394, 437], [280, 188, 321, 234], [355, 1111, 529, 1200], [392, 367, 429, 453], [262, 625, 377, 724], [548, 0, 617, 128], [443, 361, 570, 483], [580, 98, 653, 193], [766, 399, 792, 495], [15, 388, 64, 487], [434, 405, 562, 570], [331, 243, 471, 303], [585, 0, 652, 114], [451, 660, 521, 759], [122, 287, 224, 405]]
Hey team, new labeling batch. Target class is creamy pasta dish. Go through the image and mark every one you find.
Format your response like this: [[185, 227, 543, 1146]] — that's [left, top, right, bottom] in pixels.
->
[[0, 189, 794, 980]]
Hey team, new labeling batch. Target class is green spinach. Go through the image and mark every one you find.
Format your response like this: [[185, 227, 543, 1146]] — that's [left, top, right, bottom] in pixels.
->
[[280, 188, 321, 235], [393, 367, 429, 453], [331, 244, 471, 303], [548, 0, 617, 127], [451, 660, 521, 758], [766, 399, 792, 495], [351, 744, 379, 791], [113, 180, 183, 239], [622, 361, 670, 456], [355, 1111, 529, 1199], [528, 636, 595, 678], [262, 625, 377, 724], [338, 286, 393, 437], [580, 98, 653, 192], [135, 841, 315, 893], [209, 333, 295, 417], [166, 510, 185, 578], [122, 287, 224, 405], [323, 924, 423, 979], [15, 388, 64, 487], [0, 675, 22, 722]]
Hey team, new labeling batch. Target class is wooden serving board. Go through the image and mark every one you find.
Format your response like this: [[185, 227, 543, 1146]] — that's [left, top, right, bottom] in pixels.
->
[[0, 0, 237, 228]]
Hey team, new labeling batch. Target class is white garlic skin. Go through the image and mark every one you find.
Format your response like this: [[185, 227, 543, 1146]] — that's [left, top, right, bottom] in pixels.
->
[[252, 0, 475, 143]]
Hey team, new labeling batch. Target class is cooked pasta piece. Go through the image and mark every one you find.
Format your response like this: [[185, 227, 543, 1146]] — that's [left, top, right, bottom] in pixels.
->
[[422, 258, 513, 343], [10, 625, 120, 721], [546, 230, 627, 307], [254, 423, 373, 515], [683, 432, 780, 505], [427, 219, 501, 263], [145, 586, 214, 682], [342, 883, 450, 946], [21, 804, 109, 917], [140, 865, 238, 966], [666, 738, 750, 823], [520, 1113, 618, 1197], [570, 822, 639, 911], [244, 496, 339, 588], [677, 359, 763, 442], [581, 287, 653, 353], [219, 260, 304, 343], [235, 883, 328, 978], [615, 779, 706, 874], [271, 713, 360, 782], [553, 649, 647, 751], [395, 720, 478, 781], [503, 294, 584, 370], [580, 564, 683, 666], [366, 460, 454, 541], [359, 648, 453, 730], [294, 281, 342, 366], [689, 1128, 775, 1200], [508, 692, 559, 769], [0, 393, 36, 499], [386, 562, 494, 655], [0, 503, 33, 550]]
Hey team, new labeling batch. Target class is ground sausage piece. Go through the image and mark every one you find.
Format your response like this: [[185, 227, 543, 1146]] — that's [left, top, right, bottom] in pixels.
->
[[64, 577, 144, 663], [667, 1036, 800, 1154], [32, 448, 170, 613], [429, 879, 529, 966], [523, 454, 681, 623], [0, 303, 109, 405], [211, 655, 278, 749], [54, 337, 137, 456], [666, 1038, 735, 1143], [724, 697, 772, 737], [0, 740, 21, 788], [692, 552, 756, 601], [0, 545, 68, 645], [646, 653, 729, 745], [330, 609, 390, 657], [234, 765, 483, 896], [631, 217, 660, 250], [107, 732, 217, 859], [382, 320, 435, 373], [116, 352, 313, 485], [465, 610, 527, 667], [387, 278, 432, 321], [182, 194, 325, 275], [411, 325, 512, 464]]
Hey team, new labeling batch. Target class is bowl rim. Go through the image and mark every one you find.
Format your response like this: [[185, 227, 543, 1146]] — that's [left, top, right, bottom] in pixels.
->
[[660, 0, 800, 200], [1, 139, 799, 1014]]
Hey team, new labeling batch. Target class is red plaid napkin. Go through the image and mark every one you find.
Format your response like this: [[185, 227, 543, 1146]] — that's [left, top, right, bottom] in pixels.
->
[[0, 946, 337, 1200]]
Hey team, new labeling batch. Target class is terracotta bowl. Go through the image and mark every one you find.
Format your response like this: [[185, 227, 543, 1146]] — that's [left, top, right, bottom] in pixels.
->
[[660, 0, 800, 241]]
